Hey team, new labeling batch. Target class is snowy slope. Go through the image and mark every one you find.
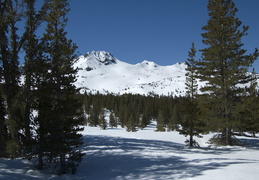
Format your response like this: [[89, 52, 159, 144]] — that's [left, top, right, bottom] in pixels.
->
[[74, 51, 259, 96], [1, 124, 259, 180], [74, 51, 189, 96]]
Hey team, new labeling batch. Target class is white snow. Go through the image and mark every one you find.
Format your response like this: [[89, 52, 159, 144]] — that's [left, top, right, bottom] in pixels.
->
[[2, 51, 259, 179], [74, 51, 257, 96], [1, 123, 259, 180], [74, 51, 191, 96]]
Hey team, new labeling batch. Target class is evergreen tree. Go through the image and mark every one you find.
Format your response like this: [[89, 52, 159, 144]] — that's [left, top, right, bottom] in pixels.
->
[[167, 111, 177, 131], [34, 66, 54, 169], [198, 0, 258, 145], [119, 104, 128, 128], [180, 97, 204, 147], [109, 111, 117, 128], [39, 0, 84, 174], [0, 88, 7, 157], [92, 98, 101, 126], [88, 110, 97, 127], [185, 43, 198, 98], [180, 43, 204, 147], [21, 0, 47, 156], [236, 69, 259, 137], [0, 0, 24, 158], [139, 113, 149, 129], [168, 99, 181, 131], [156, 110, 165, 132], [0, 0, 8, 156], [83, 93, 90, 115], [126, 114, 137, 132], [99, 108, 107, 130]]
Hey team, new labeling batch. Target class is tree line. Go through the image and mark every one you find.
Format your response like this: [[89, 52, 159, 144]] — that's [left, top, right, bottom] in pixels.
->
[[82, 92, 182, 132], [0, 0, 84, 174], [83, 0, 259, 147], [0, 0, 259, 176], [82, 77, 259, 145]]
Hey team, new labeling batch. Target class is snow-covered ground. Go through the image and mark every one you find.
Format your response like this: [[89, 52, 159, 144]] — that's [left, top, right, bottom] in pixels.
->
[[1, 123, 259, 180]]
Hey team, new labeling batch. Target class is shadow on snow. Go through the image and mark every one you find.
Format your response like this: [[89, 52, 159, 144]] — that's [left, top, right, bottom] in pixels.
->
[[239, 137, 259, 150], [78, 135, 256, 180], [1, 134, 258, 180], [0, 158, 50, 180]]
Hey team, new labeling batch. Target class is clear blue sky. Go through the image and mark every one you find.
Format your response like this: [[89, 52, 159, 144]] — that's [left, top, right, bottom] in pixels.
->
[[66, 0, 259, 69]]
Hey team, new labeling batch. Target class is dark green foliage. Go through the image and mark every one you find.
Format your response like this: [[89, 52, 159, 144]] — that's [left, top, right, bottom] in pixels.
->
[[139, 113, 149, 130], [83, 93, 185, 132], [109, 111, 118, 128], [235, 71, 259, 137], [167, 105, 181, 131], [0, 89, 7, 157], [180, 97, 205, 146], [197, 0, 258, 145], [156, 110, 166, 132], [99, 108, 107, 130], [83, 93, 91, 115], [35, 0, 84, 174], [66, 150, 85, 174], [185, 43, 198, 98], [179, 43, 205, 147], [21, 0, 48, 157], [5, 140, 20, 159], [0, 0, 24, 158], [126, 114, 137, 132]]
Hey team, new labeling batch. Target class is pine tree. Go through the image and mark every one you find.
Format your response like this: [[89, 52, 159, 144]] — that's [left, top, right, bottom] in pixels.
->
[[83, 93, 90, 115], [139, 113, 149, 129], [109, 111, 117, 128], [168, 102, 181, 131], [185, 43, 198, 98], [39, 0, 84, 174], [167, 112, 177, 131], [21, 0, 48, 157], [198, 0, 258, 145], [0, 1, 8, 157], [126, 114, 137, 132], [0, 88, 7, 157], [119, 104, 128, 128], [179, 43, 204, 147], [156, 110, 165, 132], [0, 0, 24, 158], [99, 108, 107, 130], [236, 69, 259, 137], [34, 66, 54, 169], [92, 98, 101, 126]]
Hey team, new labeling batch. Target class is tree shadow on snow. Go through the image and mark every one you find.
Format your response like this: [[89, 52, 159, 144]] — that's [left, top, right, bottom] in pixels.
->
[[78, 135, 256, 180], [239, 137, 259, 150], [0, 158, 48, 180]]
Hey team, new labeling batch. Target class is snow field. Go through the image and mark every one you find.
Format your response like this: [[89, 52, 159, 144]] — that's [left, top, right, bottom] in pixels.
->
[[1, 122, 259, 179], [79, 125, 259, 180]]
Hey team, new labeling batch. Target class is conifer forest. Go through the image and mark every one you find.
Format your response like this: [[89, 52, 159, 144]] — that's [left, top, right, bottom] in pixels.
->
[[1, 0, 259, 177]]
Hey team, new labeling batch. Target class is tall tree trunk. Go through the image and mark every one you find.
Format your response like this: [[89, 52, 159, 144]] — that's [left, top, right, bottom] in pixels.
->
[[60, 153, 66, 174], [0, 96, 7, 157], [189, 133, 193, 147], [38, 151, 43, 170]]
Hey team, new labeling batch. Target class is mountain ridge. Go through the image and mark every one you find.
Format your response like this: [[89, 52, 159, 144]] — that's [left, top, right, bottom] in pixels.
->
[[74, 51, 189, 96]]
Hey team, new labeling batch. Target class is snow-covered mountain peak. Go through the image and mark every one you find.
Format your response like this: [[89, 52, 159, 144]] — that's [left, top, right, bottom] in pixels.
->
[[75, 51, 119, 71], [84, 51, 117, 65], [171, 62, 187, 70], [137, 60, 159, 68], [74, 50, 193, 96]]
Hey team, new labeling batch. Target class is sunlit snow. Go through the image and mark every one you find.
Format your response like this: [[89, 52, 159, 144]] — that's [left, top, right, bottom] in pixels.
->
[[1, 123, 259, 180], [74, 51, 190, 96]]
